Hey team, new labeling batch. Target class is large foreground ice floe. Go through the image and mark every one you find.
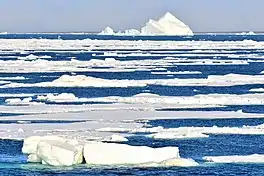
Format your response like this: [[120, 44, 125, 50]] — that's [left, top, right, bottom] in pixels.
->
[[22, 135, 198, 167]]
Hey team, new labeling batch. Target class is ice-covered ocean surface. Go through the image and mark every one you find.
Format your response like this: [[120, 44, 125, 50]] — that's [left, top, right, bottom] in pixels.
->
[[1, 34, 264, 175]]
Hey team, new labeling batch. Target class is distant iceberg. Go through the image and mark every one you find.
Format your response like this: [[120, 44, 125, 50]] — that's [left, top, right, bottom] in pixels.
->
[[98, 12, 193, 36], [98, 26, 114, 35]]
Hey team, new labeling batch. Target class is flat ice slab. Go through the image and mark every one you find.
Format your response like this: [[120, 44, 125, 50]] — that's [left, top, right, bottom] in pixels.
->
[[84, 142, 180, 165], [203, 154, 264, 163]]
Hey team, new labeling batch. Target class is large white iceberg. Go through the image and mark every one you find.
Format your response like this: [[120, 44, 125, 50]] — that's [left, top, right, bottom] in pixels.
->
[[98, 12, 193, 36], [141, 12, 193, 36], [22, 136, 83, 166]]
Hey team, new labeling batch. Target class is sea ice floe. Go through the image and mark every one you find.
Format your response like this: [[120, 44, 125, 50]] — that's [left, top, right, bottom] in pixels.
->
[[0, 76, 26, 80], [88, 92, 264, 106], [147, 132, 209, 140], [249, 88, 264, 92], [37, 93, 89, 103], [105, 134, 129, 142], [21, 135, 199, 167], [18, 54, 39, 61], [141, 158, 199, 167], [203, 154, 264, 163], [1, 75, 147, 88], [0, 56, 250, 73], [5, 97, 43, 106]]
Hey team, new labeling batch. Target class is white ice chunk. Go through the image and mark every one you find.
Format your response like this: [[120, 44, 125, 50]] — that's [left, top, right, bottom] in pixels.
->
[[147, 132, 209, 140], [18, 54, 39, 61], [36, 140, 83, 166], [27, 154, 42, 163], [83, 142, 179, 165], [22, 136, 83, 166], [22, 135, 79, 154], [37, 93, 89, 103], [249, 88, 264, 92]]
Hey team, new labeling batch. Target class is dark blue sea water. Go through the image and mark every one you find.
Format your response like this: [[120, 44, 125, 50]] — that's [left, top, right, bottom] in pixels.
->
[[1, 34, 264, 175]]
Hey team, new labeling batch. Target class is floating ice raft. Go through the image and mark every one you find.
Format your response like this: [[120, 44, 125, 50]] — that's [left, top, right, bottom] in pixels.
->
[[22, 136, 198, 167]]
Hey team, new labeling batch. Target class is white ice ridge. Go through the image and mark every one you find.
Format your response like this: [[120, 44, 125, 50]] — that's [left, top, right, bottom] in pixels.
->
[[0, 76, 26, 80], [99, 12, 193, 36], [203, 154, 264, 163], [3, 74, 264, 88], [37, 92, 264, 105], [97, 123, 264, 137], [0, 57, 249, 73], [86, 93, 264, 106], [1, 75, 147, 88], [1, 39, 264, 51]]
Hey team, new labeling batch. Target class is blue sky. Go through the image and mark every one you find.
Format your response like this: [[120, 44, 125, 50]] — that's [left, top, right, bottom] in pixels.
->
[[0, 0, 263, 32]]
